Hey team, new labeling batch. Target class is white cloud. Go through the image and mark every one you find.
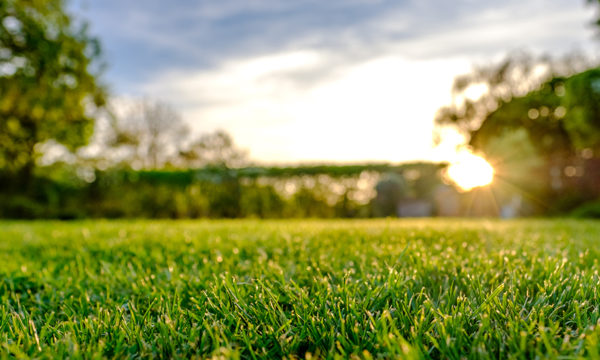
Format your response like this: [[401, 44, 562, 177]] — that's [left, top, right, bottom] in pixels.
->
[[138, 50, 471, 163], [107, 0, 598, 164]]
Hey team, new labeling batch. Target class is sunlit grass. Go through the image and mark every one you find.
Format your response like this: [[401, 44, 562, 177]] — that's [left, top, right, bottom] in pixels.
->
[[1, 219, 600, 358]]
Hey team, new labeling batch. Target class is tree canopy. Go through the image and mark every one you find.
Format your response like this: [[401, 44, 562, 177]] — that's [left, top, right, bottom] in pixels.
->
[[590, 0, 600, 28], [0, 0, 105, 183], [436, 53, 600, 213], [462, 68, 600, 158]]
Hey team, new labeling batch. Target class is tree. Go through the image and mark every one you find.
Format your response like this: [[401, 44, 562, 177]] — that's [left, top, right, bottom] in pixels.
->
[[589, 0, 600, 28], [435, 53, 596, 157], [435, 52, 592, 135], [0, 0, 105, 187], [469, 70, 600, 155], [105, 98, 189, 169], [101, 98, 247, 170], [372, 173, 406, 217], [177, 130, 247, 168], [437, 53, 600, 213]]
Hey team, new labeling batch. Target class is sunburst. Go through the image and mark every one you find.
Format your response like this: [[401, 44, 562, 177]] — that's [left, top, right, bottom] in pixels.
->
[[446, 151, 494, 191]]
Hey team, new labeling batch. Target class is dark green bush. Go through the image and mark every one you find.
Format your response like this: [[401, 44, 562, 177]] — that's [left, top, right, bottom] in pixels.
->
[[571, 200, 600, 218]]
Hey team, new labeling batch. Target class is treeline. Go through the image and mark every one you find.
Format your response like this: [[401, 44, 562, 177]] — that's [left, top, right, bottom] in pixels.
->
[[3, 1, 600, 219], [0, 163, 446, 219], [1, 0, 453, 220]]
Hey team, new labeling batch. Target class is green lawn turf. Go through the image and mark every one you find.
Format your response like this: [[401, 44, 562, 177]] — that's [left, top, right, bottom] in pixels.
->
[[1, 219, 600, 359]]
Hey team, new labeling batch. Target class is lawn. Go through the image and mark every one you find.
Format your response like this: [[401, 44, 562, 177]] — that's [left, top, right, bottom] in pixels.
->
[[1, 219, 600, 358]]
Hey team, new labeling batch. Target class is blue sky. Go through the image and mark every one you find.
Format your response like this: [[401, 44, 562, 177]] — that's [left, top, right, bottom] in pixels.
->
[[72, 0, 598, 163]]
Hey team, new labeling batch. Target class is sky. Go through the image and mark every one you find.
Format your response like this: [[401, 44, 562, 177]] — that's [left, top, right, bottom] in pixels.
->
[[71, 0, 598, 164]]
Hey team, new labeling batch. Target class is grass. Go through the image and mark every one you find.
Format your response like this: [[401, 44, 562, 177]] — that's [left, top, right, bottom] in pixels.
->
[[1, 219, 600, 359]]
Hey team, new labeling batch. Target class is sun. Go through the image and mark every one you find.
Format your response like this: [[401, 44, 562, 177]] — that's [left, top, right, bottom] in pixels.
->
[[446, 151, 494, 191]]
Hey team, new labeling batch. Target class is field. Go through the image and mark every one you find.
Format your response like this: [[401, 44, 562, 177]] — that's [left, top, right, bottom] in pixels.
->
[[1, 219, 600, 359]]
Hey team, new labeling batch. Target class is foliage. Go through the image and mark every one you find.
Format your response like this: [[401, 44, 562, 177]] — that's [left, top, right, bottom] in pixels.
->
[[469, 69, 600, 210], [177, 130, 248, 168], [590, 0, 600, 28], [562, 69, 600, 150], [104, 99, 188, 169], [436, 54, 600, 214], [0, 163, 444, 219], [435, 52, 592, 135], [571, 200, 600, 218], [470, 69, 600, 156], [94, 98, 247, 170], [0, 0, 105, 182], [372, 173, 407, 217], [2, 219, 600, 358]]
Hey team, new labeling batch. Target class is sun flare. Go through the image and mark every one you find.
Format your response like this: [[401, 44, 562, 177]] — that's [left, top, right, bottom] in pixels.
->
[[447, 151, 494, 191]]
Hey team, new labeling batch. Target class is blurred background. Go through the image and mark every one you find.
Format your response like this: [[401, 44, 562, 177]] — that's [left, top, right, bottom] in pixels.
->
[[1, 0, 600, 219]]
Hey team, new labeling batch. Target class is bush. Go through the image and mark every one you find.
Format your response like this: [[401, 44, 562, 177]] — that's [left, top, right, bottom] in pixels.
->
[[571, 200, 600, 218]]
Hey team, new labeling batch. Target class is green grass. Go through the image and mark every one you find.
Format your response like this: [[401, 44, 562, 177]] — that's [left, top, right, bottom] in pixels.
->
[[1, 219, 600, 359]]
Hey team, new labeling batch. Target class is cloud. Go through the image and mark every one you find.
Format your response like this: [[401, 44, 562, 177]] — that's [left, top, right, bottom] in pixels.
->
[[136, 49, 470, 162], [77, 0, 597, 92], [72, 0, 598, 162]]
